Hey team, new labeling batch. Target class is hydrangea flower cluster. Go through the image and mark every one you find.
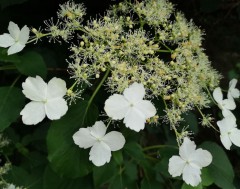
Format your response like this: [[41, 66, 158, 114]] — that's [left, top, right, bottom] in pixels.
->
[[0, 0, 240, 187]]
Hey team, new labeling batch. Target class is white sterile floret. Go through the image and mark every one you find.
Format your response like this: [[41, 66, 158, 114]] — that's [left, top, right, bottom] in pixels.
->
[[104, 82, 157, 132], [217, 116, 240, 150], [168, 137, 212, 187], [228, 79, 240, 99], [0, 21, 29, 55], [73, 121, 125, 166], [4, 184, 15, 189], [20, 76, 68, 125], [213, 87, 236, 117]]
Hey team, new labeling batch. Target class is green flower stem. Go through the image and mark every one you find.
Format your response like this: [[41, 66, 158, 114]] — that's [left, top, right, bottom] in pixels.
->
[[145, 155, 158, 161], [68, 80, 79, 91], [196, 105, 219, 132], [161, 96, 181, 146], [159, 41, 172, 52], [0, 175, 8, 185], [106, 119, 112, 129], [0, 65, 16, 71], [139, 18, 145, 29], [76, 27, 89, 34], [156, 49, 172, 53], [143, 144, 178, 151], [205, 86, 218, 106], [26, 33, 51, 44], [10, 75, 21, 88], [82, 68, 110, 123]]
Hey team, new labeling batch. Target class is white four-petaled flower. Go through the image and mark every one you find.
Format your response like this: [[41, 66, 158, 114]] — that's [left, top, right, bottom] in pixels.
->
[[213, 87, 236, 117], [168, 137, 212, 187], [104, 82, 156, 132], [0, 21, 29, 55], [217, 116, 240, 150], [4, 184, 16, 189], [228, 79, 240, 99], [20, 76, 68, 125], [73, 121, 125, 166]]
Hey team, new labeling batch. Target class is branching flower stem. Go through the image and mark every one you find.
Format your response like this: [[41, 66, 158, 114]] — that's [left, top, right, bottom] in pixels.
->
[[205, 86, 218, 105], [143, 144, 178, 151], [196, 105, 219, 132], [82, 67, 110, 124], [0, 65, 16, 71]]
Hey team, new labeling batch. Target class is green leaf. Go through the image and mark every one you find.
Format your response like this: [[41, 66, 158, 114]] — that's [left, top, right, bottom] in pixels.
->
[[47, 100, 98, 178], [109, 174, 138, 189], [113, 150, 123, 165], [124, 141, 145, 161], [200, 142, 235, 189], [201, 168, 214, 186], [0, 86, 24, 131], [0, 48, 20, 63], [181, 183, 202, 189], [14, 51, 47, 78], [124, 162, 138, 181], [93, 160, 118, 188], [108, 173, 124, 189], [154, 146, 178, 178], [181, 112, 199, 133], [141, 178, 163, 189], [43, 166, 93, 189], [4, 166, 43, 189]]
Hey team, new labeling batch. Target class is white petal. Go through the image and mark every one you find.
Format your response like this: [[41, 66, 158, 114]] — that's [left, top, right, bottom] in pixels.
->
[[228, 89, 240, 99], [103, 131, 125, 151], [182, 164, 201, 187], [213, 87, 223, 104], [222, 99, 236, 110], [135, 100, 156, 119], [190, 149, 212, 167], [217, 117, 235, 150], [22, 76, 47, 101], [8, 21, 20, 40], [72, 128, 96, 149], [179, 138, 196, 161], [47, 77, 67, 99], [89, 142, 111, 166], [89, 121, 107, 139], [123, 107, 146, 132], [19, 25, 29, 44], [220, 134, 232, 150], [45, 98, 68, 120], [217, 117, 236, 134], [5, 184, 15, 189], [229, 128, 240, 148], [7, 42, 25, 55], [222, 109, 235, 118], [20, 101, 45, 125], [123, 83, 145, 104], [0, 34, 15, 47], [229, 79, 237, 89], [104, 94, 130, 120], [168, 155, 186, 177]]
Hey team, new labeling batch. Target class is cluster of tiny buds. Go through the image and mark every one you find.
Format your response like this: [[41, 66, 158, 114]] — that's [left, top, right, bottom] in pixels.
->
[[66, 88, 83, 105], [30, 1, 86, 43], [34, 0, 221, 133]]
